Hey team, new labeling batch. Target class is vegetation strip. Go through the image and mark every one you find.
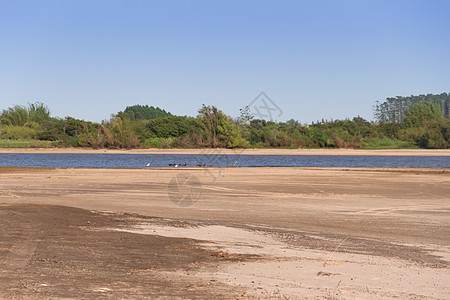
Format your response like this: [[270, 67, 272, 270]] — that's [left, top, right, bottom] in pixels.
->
[[1, 93, 449, 149]]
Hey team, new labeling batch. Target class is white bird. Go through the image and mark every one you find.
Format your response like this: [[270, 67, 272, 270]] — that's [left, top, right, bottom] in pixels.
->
[[146, 163, 151, 167], [174, 164, 178, 168]]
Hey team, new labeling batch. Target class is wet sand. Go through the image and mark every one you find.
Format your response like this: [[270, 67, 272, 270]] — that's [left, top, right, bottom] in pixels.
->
[[0, 166, 449, 299]]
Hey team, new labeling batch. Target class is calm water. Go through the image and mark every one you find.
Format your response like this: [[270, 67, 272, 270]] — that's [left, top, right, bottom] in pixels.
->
[[0, 153, 449, 168]]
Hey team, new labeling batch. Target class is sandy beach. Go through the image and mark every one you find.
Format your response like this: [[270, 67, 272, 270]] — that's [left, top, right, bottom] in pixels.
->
[[0, 164, 449, 299]]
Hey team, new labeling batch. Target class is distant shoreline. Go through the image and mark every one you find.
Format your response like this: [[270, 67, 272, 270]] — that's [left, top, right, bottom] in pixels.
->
[[0, 148, 449, 156]]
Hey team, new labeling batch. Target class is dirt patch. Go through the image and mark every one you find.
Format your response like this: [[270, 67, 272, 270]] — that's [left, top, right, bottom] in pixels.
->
[[0, 204, 249, 299], [105, 217, 450, 299]]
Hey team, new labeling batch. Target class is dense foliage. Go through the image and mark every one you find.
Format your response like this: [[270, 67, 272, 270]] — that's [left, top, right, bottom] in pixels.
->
[[0, 102, 51, 126], [1, 95, 449, 149], [122, 105, 170, 120], [374, 93, 450, 123]]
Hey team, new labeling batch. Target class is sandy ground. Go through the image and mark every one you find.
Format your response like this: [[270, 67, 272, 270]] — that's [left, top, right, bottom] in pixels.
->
[[0, 147, 450, 156], [0, 166, 449, 299]]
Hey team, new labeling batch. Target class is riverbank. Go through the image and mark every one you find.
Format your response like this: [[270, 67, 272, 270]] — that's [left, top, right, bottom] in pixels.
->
[[0, 166, 449, 298], [0, 147, 449, 156]]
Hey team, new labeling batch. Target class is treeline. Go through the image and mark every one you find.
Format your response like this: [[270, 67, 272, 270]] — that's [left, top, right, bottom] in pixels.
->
[[374, 93, 450, 123], [1, 98, 450, 149], [123, 105, 171, 120]]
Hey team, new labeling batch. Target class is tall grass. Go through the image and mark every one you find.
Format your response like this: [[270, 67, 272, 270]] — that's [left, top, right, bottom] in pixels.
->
[[362, 137, 418, 149], [141, 137, 174, 148], [0, 139, 54, 148]]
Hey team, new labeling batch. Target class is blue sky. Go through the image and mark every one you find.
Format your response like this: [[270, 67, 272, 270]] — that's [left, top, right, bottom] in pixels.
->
[[1, 0, 449, 123]]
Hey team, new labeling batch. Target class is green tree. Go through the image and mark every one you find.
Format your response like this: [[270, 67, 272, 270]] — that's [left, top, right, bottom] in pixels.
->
[[197, 105, 245, 148], [109, 113, 139, 148], [197, 105, 220, 147], [139, 116, 203, 139], [238, 105, 254, 124], [402, 102, 443, 128], [0, 102, 50, 126], [122, 105, 170, 120], [374, 93, 450, 122], [417, 119, 450, 148], [28, 102, 51, 124], [0, 105, 29, 126]]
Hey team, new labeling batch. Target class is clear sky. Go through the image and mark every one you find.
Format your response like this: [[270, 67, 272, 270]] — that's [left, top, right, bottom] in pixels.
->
[[1, 0, 449, 123]]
